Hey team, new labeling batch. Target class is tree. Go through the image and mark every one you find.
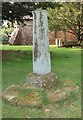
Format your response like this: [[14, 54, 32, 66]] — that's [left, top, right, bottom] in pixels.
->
[[2, 2, 57, 22], [2, 2, 35, 22], [48, 2, 83, 44]]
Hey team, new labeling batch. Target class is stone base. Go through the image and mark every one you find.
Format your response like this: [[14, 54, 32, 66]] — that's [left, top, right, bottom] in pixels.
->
[[27, 72, 58, 89], [2, 80, 79, 107], [2, 84, 42, 107]]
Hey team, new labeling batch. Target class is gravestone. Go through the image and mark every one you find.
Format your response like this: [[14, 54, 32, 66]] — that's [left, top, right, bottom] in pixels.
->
[[27, 10, 57, 88]]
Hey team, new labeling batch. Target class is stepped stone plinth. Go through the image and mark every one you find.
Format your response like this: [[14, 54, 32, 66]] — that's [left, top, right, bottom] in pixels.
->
[[27, 72, 58, 89]]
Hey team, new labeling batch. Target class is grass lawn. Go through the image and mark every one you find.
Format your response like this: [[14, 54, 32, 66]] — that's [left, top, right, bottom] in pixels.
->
[[1, 45, 81, 118]]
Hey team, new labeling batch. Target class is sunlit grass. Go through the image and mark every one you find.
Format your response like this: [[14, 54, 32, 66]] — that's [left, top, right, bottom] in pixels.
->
[[0, 44, 32, 51]]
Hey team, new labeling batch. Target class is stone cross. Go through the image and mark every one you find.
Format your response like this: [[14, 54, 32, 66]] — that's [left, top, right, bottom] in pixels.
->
[[32, 10, 51, 75]]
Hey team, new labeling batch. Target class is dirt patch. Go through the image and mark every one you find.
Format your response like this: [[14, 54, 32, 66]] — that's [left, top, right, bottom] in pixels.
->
[[48, 81, 79, 103], [2, 50, 12, 54], [48, 90, 67, 102]]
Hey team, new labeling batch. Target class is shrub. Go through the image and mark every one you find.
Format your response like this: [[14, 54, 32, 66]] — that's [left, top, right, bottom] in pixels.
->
[[0, 34, 8, 44], [0, 28, 14, 44], [62, 41, 80, 48]]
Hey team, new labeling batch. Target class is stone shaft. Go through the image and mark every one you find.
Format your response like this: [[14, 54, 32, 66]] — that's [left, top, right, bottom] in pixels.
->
[[32, 10, 51, 75]]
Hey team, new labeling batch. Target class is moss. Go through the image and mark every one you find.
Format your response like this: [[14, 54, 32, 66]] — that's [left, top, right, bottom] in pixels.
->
[[15, 92, 42, 107]]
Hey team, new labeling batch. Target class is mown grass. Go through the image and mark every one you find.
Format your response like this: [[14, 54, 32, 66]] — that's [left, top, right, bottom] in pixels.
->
[[2, 45, 81, 118], [0, 44, 32, 51]]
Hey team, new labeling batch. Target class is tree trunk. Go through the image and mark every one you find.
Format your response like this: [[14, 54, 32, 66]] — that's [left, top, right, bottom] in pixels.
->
[[64, 30, 66, 42]]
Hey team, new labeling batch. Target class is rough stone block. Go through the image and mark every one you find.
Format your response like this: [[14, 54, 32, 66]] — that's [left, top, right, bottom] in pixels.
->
[[27, 72, 58, 89]]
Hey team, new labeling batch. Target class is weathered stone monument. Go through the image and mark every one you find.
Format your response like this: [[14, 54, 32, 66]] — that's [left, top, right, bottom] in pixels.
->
[[27, 10, 57, 88], [2, 10, 79, 108], [33, 10, 51, 75]]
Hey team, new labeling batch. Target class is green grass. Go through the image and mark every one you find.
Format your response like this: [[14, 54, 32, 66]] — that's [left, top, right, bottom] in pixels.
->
[[2, 45, 81, 118], [0, 44, 32, 51]]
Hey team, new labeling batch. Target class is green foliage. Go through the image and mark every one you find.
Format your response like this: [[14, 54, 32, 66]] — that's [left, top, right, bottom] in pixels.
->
[[2, 2, 57, 22], [0, 28, 14, 44], [62, 41, 80, 47], [48, 3, 83, 43], [0, 34, 8, 44]]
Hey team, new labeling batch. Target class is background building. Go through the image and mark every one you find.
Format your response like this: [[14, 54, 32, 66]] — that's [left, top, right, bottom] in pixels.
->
[[9, 15, 77, 45]]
